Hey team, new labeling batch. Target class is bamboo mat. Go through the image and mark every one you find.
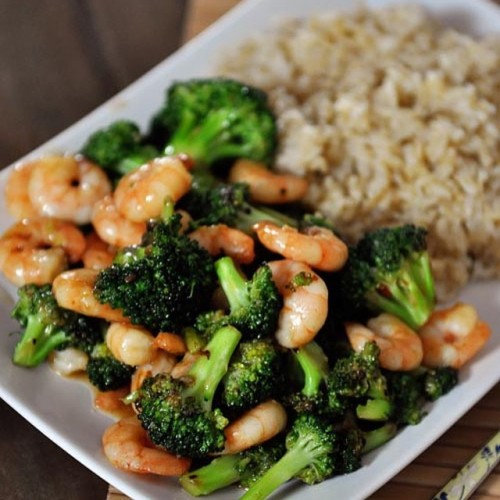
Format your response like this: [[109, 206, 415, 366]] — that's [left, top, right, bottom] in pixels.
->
[[108, 1, 500, 498]]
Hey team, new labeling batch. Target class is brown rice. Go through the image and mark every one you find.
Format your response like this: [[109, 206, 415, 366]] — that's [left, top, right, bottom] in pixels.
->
[[218, 3, 500, 301]]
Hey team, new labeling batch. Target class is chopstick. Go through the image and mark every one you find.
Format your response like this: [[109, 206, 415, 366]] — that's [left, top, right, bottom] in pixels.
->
[[433, 429, 500, 500]]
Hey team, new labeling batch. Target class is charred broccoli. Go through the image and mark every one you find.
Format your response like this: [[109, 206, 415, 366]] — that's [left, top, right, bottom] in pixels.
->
[[11, 284, 103, 367], [181, 181, 296, 234], [86, 342, 134, 392], [386, 366, 458, 425], [136, 325, 241, 457], [214, 256, 282, 339], [338, 225, 436, 329], [179, 438, 285, 496], [242, 414, 338, 499], [221, 339, 284, 412], [326, 342, 393, 422], [93, 214, 216, 333], [284, 341, 329, 414]]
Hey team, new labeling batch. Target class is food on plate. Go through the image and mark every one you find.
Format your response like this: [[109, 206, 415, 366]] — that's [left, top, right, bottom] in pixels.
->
[[1, 37, 494, 499], [218, 3, 500, 301], [337, 225, 436, 330]]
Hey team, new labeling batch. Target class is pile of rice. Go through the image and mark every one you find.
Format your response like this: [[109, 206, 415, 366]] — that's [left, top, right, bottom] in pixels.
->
[[218, 4, 500, 301]]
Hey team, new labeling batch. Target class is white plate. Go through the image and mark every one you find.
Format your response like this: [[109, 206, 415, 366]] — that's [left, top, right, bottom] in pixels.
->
[[0, 0, 499, 499]]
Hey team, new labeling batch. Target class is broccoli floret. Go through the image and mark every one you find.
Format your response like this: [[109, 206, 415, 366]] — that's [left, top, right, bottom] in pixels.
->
[[181, 181, 297, 234], [326, 342, 392, 421], [242, 414, 338, 499], [385, 370, 426, 425], [338, 225, 436, 329], [385, 366, 458, 425], [179, 438, 285, 496], [148, 78, 277, 166], [193, 310, 230, 343], [94, 214, 216, 333], [422, 366, 458, 401], [214, 256, 282, 339], [333, 428, 365, 474], [11, 284, 103, 367], [81, 120, 158, 177], [222, 339, 284, 412], [362, 422, 398, 454], [136, 325, 241, 457], [86, 342, 135, 392], [284, 341, 329, 414]]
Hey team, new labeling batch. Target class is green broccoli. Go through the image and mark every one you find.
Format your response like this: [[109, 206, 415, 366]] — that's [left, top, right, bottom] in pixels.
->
[[326, 342, 393, 422], [385, 366, 458, 425], [284, 341, 329, 414], [136, 325, 241, 457], [93, 213, 216, 333], [81, 120, 158, 177], [241, 414, 338, 499], [11, 284, 103, 367], [362, 423, 398, 454], [221, 339, 284, 412], [181, 181, 297, 234], [333, 428, 365, 474], [338, 225, 436, 329], [86, 342, 135, 392], [148, 78, 277, 166], [214, 256, 282, 339], [422, 366, 458, 401], [179, 438, 285, 496]]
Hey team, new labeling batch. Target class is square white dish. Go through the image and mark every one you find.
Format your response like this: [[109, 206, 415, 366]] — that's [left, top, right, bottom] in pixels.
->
[[0, 0, 499, 499]]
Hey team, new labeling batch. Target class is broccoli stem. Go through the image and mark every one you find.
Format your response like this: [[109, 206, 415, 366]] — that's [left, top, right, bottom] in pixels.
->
[[13, 317, 67, 367], [237, 207, 297, 235], [294, 342, 329, 397], [165, 109, 236, 165], [184, 325, 242, 412], [241, 436, 327, 500], [356, 398, 393, 421], [409, 253, 436, 306], [366, 267, 433, 329], [214, 257, 249, 313], [179, 455, 241, 496], [183, 327, 207, 353], [362, 423, 397, 454]]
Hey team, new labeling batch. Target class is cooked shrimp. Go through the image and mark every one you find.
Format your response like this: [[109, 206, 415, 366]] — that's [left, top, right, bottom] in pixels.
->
[[52, 268, 128, 322], [28, 155, 112, 224], [345, 314, 424, 371], [49, 348, 88, 376], [253, 222, 348, 272], [228, 159, 308, 205], [0, 217, 86, 286], [114, 157, 192, 222], [102, 416, 191, 476], [82, 232, 116, 270], [152, 333, 187, 356], [189, 224, 255, 264], [268, 259, 328, 348], [131, 351, 177, 393], [94, 387, 135, 419], [419, 303, 491, 369], [223, 400, 287, 454], [91, 195, 146, 248], [106, 322, 156, 366], [177, 209, 193, 234], [4, 161, 39, 219]]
